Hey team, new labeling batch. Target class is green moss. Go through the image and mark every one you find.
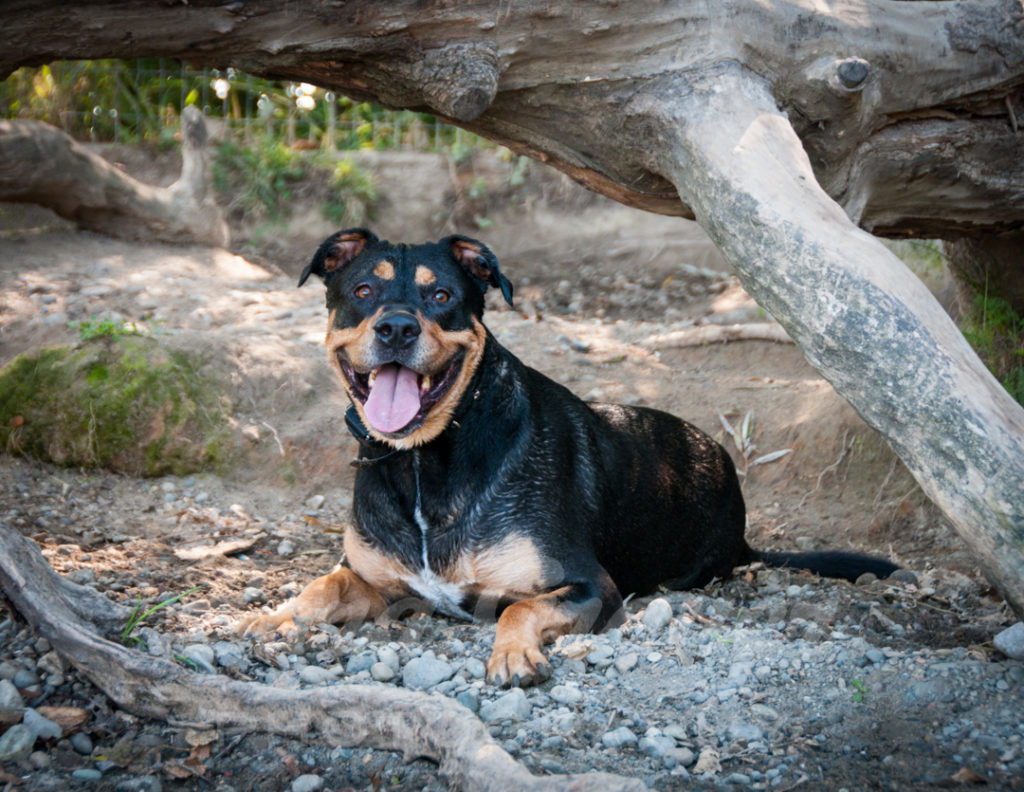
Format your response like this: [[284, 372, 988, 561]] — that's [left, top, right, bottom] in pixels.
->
[[0, 336, 236, 476]]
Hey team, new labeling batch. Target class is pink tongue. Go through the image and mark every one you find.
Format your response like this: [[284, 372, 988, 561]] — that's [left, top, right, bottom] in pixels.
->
[[364, 364, 422, 433]]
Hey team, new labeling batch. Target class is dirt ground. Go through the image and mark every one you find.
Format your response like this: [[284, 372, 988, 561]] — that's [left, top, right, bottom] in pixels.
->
[[0, 146, 1014, 790]]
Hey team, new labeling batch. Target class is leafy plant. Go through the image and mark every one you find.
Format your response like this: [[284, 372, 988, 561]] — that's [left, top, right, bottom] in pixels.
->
[[214, 137, 310, 219], [121, 585, 203, 646], [72, 316, 140, 342], [322, 156, 378, 225], [850, 678, 866, 703], [961, 291, 1024, 406]]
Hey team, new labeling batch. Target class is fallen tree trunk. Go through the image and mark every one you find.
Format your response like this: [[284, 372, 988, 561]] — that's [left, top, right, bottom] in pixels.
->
[[0, 106, 228, 247], [0, 523, 641, 792]]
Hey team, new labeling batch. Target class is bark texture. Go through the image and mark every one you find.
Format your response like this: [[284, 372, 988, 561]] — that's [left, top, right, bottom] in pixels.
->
[[0, 523, 642, 792], [0, 106, 228, 246], [1, 1, 1022, 611]]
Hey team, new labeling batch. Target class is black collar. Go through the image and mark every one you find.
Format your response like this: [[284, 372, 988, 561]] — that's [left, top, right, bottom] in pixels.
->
[[345, 405, 406, 468]]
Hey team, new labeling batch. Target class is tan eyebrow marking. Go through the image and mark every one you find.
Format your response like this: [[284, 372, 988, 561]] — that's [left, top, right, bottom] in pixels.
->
[[415, 266, 437, 286], [374, 260, 395, 280]]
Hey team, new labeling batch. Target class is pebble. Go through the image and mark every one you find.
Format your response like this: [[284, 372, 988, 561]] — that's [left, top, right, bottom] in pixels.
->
[[213, 640, 247, 669], [463, 656, 487, 679], [642, 598, 673, 631], [370, 662, 395, 682], [0, 723, 35, 761], [277, 539, 296, 557], [614, 652, 639, 673], [549, 684, 583, 705], [346, 650, 378, 674], [242, 587, 266, 604], [639, 733, 676, 760], [602, 726, 638, 749], [479, 688, 531, 722], [23, 708, 62, 740], [299, 665, 339, 685], [994, 622, 1024, 660], [376, 646, 401, 673], [0, 678, 23, 709], [402, 652, 455, 690], [182, 643, 217, 673], [70, 731, 94, 755], [291, 774, 325, 792], [456, 690, 480, 712]]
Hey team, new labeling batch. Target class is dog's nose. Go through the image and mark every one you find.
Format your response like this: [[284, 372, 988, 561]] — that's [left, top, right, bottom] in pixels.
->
[[374, 311, 421, 348]]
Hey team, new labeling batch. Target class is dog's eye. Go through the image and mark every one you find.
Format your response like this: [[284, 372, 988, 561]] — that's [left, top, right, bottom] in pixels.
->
[[432, 289, 451, 304], [353, 284, 373, 300]]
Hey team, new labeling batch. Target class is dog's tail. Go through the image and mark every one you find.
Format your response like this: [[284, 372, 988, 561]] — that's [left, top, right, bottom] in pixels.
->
[[752, 549, 899, 582]]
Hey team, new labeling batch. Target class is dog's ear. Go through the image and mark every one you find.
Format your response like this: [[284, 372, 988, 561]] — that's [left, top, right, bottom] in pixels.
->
[[299, 228, 378, 287], [445, 235, 514, 307]]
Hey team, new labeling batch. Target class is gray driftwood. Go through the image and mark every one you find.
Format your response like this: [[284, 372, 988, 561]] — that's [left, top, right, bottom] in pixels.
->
[[0, 106, 228, 247], [0, 523, 642, 792]]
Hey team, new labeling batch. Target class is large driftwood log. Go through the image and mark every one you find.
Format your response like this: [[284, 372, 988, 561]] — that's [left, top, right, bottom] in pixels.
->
[[0, 106, 228, 247], [0, 3, 1022, 610], [0, 523, 642, 792]]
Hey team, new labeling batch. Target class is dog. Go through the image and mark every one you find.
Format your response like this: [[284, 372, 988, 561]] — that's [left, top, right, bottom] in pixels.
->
[[240, 228, 898, 687]]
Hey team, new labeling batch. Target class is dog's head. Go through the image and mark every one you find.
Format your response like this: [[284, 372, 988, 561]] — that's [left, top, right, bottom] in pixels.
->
[[300, 229, 514, 449]]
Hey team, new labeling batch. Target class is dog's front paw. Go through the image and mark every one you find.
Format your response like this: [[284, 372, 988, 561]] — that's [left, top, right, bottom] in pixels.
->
[[234, 610, 301, 639], [486, 642, 552, 688]]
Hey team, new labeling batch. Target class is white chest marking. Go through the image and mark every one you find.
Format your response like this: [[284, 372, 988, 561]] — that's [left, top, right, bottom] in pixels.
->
[[411, 452, 473, 620]]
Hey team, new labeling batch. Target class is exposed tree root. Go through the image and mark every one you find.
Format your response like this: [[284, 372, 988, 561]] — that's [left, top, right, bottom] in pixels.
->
[[642, 322, 793, 349], [0, 523, 642, 792], [0, 106, 228, 247]]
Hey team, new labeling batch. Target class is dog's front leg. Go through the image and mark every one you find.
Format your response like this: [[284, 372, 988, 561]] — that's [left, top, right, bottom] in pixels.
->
[[237, 564, 387, 637], [486, 579, 623, 688]]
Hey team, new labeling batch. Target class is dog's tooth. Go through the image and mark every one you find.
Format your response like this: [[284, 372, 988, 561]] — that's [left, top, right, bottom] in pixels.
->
[[421, 375, 431, 393], [368, 370, 377, 388]]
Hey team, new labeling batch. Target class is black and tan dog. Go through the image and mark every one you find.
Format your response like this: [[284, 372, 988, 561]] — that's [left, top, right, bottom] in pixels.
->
[[241, 228, 897, 687]]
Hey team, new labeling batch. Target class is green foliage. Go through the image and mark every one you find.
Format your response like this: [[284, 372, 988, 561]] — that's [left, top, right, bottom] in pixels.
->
[[213, 137, 310, 219], [0, 336, 235, 476], [961, 291, 1024, 405], [850, 678, 866, 703], [122, 585, 203, 647], [323, 157, 378, 226], [72, 316, 140, 342]]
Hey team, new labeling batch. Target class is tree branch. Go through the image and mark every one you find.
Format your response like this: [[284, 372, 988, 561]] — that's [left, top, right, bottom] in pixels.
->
[[639, 64, 1024, 614], [0, 523, 642, 792]]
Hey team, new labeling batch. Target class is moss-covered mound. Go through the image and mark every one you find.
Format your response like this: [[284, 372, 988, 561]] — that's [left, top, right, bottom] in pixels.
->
[[0, 336, 235, 476]]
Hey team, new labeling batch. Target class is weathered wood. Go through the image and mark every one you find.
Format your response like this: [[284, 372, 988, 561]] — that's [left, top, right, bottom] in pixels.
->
[[0, 523, 642, 792], [638, 65, 1024, 614], [0, 106, 228, 246]]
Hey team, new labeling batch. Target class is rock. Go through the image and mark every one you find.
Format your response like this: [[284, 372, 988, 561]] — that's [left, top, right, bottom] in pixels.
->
[[181, 644, 217, 673], [213, 641, 247, 670], [614, 653, 639, 673], [23, 708, 63, 740], [463, 657, 486, 679], [479, 688, 532, 722], [402, 652, 455, 690], [242, 587, 266, 605], [72, 768, 104, 781], [305, 494, 325, 512], [642, 598, 673, 631], [726, 722, 764, 743], [639, 733, 676, 759], [277, 539, 296, 557], [549, 684, 583, 705], [0, 678, 24, 710], [68, 568, 95, 585], [291, 774, 325, 792], [113, 778, 162, 792], [890, 568, 919, 585], [70, 731, 94, 755], [299, 666, 339, 685], [666, 747, 696, 767], [693, 746, 722, 775], [376, 646, 401, 673], [994, 622, 1024, 660], [12, 668, 41, 690], [36, 650, 67, 676], [0, 723, 35, 761], [370, 662, 395, 682], [345, 650, 378, 675], [455, 690, 480, 713], [602, 726, 638, 749]]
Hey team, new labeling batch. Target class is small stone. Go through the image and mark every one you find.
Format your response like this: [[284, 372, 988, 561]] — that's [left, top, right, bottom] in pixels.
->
[[865, 648, 886, 664], [299, 666, 339, 685], [693, 746, 722, 775], [614, 653, 639, 673], [0, 678, 23, 709], [370, 662, 395, 682], [291, 774, 325, 792], [749, 703, 779, 722], [479, 688, 532, 722], [994, 622, 1024, 660], [241, 424, 261, 443], [242, 587, 266, 605], [70, 731, 94, 755], [548, 684, 583, 705], [346, 650, 378, 675], [213, 641, 247, 670], [601, 726, 638, 749], [305, 494, 326, 512], [68, 568, 95, 585], [726, 722, 764, 743], [0, 723, 35, 761], [585, 645, 614, 667], [28, 749, 50, 769], [23, 708, 63, 740], [890, 568, 918, 585], [37, 650, 66, 676], [463, 657, 486, 679], [113, 778, 162, 792], [455, 690, 480, 712], [12, 668, 40, 691], [277, 539, 296, 557], [181, 644, 217, 674], [72, 768, 104, 781], [667, 747, 695, 767], [642, 598, 673, 631], [376, 646, 401, 673], [402, 652, 455, 690], [639, 733, 676, 759]]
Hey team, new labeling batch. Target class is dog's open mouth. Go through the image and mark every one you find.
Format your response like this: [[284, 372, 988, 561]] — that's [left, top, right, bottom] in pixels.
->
[[339, 353, 464, 435]]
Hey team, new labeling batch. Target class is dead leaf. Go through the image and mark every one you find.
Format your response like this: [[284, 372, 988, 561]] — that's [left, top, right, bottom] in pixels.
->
[[36, 705, 89, 734], [184, 727, 219, 748], [951, 767, 987, 785], [693, 747, 721, 775]]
